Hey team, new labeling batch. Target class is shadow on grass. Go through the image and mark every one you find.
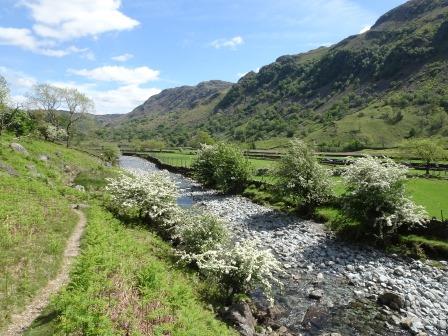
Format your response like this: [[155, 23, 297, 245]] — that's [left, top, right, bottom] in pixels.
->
[[23, 308, 59, 336]]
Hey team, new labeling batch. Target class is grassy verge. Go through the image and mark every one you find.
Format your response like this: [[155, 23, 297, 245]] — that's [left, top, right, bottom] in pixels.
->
[[24, 204, 237, 336], [0, 133, 103, 331]]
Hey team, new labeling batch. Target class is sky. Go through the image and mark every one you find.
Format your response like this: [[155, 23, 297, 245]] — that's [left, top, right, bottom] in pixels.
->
[[0, 0, 407, 115]]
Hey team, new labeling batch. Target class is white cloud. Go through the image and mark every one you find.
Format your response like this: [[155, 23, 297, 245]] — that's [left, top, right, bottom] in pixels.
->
[[0, 66, 37, 105], [210, 36, 244, 49], [112, 53, 134, 62], [359, 25, 371, 34], [51, 81, 160, 114], [0, 0, 138, 58], [22, 0, 139, 41], [90, 85, 160, 114], [69, 66, 160, 85], [0, 27, 92, 57], [237, 72, 248, 78]]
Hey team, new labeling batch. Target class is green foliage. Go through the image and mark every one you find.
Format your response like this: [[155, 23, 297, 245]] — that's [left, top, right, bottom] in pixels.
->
[[400, 139, 447, 174], [35, 205, 237, 336], [192, 143, 252, 193], [176, 212, 229, 255], [0, 133, 103, 331], [100, 144, 121, 165], [190, 130, 215, 148], [275, 139, 332, 209]]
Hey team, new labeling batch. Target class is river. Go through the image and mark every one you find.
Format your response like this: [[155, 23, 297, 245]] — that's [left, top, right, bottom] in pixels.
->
[[119, 155, 447, 336]]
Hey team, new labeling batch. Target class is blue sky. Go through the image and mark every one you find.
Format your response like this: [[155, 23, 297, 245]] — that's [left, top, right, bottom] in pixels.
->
[[0, 0, 407, 114]]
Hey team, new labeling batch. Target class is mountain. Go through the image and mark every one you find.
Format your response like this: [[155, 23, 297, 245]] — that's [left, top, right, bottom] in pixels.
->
[[99, 80, 232, 144], [105, 0, 448, 149]]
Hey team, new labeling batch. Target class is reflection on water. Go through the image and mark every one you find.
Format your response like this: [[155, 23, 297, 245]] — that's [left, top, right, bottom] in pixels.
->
[[119, 155, 194, 208]]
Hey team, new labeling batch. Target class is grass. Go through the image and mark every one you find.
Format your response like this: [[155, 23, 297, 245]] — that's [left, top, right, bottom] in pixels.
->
[[406, 178, 448, 219], [0, 133, 104, 331], [24, 204, 237, 336], [148, 151, 447, 219]]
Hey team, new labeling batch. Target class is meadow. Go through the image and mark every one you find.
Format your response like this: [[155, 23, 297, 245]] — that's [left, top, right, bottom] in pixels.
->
[[148, 151, 448, 219]]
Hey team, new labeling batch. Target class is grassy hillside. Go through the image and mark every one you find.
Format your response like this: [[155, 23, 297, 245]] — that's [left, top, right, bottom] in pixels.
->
[[0, 133, 102, 331], [0, 134, 237, 335], [102, 0, 448, 149], [25, 205, 237, 336]]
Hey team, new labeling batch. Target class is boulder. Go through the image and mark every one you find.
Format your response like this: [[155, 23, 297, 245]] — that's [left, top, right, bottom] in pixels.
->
[[38, 154, 49, 161], [309, 289, 324, 300], [0, 161, 19, 176], [225, 301, 256, 336], [377, 292, 404, 311], [10, 143, 29, 155]]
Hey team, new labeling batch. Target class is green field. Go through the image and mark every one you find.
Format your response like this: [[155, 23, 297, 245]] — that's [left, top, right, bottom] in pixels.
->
[[147, 152, 448, 219]]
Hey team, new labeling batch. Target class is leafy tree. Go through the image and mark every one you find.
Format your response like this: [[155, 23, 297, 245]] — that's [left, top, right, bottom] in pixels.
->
[[190, 130, 215, 148], [401, 139, 447, 175], [275, 139, 332, 210], [192, 143, 252, 193]]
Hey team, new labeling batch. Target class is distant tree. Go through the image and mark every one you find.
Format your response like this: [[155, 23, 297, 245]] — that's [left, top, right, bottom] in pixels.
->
[[0, 75, 11, 135], [401, 139, 447, 175], [101, 144, 121, 165], [61, 88, 94, 147], [190, 130, 215, 148], [27, 84, 64, 127]]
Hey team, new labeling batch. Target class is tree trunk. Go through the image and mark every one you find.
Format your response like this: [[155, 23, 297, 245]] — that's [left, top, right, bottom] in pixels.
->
[[426, 160, 430, 176]]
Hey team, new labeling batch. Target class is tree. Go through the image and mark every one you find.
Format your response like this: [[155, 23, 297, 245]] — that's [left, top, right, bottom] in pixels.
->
[[101, 144, 121, 165], [0, 76, 11, 135], [275, 139, 332, 210], [401, 139, 447, 175], [27, 84, 63, 127], [61, 88, 94, 147], [192, 143, 252, 193], [190, 130, 215, 148]]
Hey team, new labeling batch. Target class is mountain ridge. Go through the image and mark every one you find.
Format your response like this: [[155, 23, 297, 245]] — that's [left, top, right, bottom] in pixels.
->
[[100, 0, 448, 149]]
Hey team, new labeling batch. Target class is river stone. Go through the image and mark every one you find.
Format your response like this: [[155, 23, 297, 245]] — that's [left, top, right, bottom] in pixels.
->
[[378, 292, 404, 311], [10, 142, 29, 155], [225, 302, 256, 336], [309, 289, 324, 300], [0, 161, 19, 176]]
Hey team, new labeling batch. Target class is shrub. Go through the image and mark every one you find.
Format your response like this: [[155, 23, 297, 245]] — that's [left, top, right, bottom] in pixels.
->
[[176, 212, 229, 255], [192, 143, 252, 193], [275, 139, 332, 209], [341, 156, 427, 240], [101, 144, 121, 166], [193, 240, 282, 305], [105, 170, 179, 226]]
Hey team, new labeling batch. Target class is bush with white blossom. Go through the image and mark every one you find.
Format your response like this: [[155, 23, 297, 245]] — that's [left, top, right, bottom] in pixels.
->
[[192, 239, 283, 305], [40, 123, 67, 142], [341, 156, 427, 239], [176, 212, 229, 255], [276, 139, 332, 208], [106, 169, 283, 305], [106, 170, 179, 226]]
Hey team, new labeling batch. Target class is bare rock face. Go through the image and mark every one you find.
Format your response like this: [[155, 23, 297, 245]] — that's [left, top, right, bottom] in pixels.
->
[[10, 143, 29, 155], [225, 302, 256, 336]]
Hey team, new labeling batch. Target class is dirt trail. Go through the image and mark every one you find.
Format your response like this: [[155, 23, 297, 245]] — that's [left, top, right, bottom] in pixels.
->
[[4, 205, 87, 336]]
